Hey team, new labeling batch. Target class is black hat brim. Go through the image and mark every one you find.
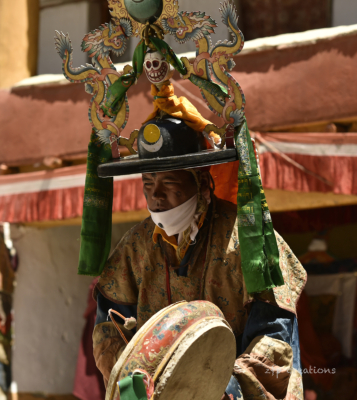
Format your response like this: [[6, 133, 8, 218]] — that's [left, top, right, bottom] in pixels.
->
[[97, 148, 238, 177]]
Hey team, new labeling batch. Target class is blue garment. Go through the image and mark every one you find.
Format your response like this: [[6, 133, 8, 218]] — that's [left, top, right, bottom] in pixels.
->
[[96, 293, 138, 334], [242, 301, 301, 372], [0, 362, 11, 392]]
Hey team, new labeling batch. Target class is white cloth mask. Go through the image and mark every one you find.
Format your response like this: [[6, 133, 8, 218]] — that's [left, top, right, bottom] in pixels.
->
[[148, 194, 198, 242]]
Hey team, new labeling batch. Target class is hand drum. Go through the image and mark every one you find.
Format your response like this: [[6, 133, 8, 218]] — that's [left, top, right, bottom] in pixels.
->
[[106, 300, 236, 400]]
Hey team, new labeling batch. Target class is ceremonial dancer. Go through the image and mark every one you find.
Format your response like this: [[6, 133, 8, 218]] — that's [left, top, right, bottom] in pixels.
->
[[55, 1, 306, 399]]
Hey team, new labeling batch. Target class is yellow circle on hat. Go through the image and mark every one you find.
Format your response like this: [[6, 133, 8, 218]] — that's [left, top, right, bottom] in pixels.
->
[[143, 124, 161, 143]]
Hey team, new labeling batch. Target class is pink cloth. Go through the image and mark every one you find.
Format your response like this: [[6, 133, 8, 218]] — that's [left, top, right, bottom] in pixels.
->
[[260, 152, 357, 195], [1, 132, 356, 223], [73, 279, 105, 400], [257, 132, 357, 195], [0, 177, 146, 223]]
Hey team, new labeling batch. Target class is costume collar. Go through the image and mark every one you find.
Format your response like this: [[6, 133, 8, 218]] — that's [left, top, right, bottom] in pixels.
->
[[153, 211, 207, 258]]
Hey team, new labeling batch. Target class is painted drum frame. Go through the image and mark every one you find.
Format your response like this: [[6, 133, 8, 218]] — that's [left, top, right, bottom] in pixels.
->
[[106, 300, 236, 400]]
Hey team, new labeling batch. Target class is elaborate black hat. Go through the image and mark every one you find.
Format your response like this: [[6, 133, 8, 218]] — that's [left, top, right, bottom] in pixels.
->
[[97, 116, 238, 177], [55, 0, 284, 299]]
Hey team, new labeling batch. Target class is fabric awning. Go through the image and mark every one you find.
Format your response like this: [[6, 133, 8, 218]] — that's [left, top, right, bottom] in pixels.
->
[[211, 132, 357, 206], [0, 165, 146, 223], [0, 132, 356, 223], [256, 132, 357, 195]]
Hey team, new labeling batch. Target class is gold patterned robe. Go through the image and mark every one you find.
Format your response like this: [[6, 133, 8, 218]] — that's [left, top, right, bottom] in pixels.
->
[[94, 196, 307, 399]]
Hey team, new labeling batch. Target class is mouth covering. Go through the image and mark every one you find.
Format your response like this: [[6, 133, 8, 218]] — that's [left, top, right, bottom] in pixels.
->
[[148, 194, 198, 241]]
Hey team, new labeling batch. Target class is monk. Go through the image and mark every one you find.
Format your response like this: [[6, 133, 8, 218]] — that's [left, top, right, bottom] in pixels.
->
[[93, 167, 306, 400]]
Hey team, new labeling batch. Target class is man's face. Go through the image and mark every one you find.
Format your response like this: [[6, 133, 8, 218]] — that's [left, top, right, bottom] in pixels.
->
[[142, 170, 197, 212]]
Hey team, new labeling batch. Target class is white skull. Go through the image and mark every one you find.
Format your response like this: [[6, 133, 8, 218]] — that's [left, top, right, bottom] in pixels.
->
[[144, 51, 173, 85]]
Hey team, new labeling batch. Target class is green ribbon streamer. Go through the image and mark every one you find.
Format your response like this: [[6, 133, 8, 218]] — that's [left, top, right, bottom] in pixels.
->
[[118, 375, 147, 400], [101, 40, 147, 117], [78, 40, 146, 276], [236, 121, 284, 293], [78, 36, 284, 293], [149, 37, 229, 100], [78, 132, 113, 276], [78, 37, 229, 276], [103, 36, 228, 118]]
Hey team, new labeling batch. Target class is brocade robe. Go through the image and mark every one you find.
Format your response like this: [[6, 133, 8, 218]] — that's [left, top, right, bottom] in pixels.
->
[[94, 197, 307, 399]]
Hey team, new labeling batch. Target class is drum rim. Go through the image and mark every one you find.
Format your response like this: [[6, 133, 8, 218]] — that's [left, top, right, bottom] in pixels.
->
[[153, 318, 236, 400], [106, 301, 187, 400]]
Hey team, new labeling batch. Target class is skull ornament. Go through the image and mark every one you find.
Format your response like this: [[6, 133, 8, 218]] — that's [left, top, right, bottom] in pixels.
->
[[144, 51, 173, 85]]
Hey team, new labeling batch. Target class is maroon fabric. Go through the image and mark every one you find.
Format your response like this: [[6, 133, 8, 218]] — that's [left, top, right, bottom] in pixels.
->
[[271, 205, 357, 235], [297, 291, 332, 389], [0, 178, 146, 223], [258, 132, 357, 145], [240, 0, 331, 40], [260, 152, 357, 195], [2, 155, 356, 223], [73, 279, 105, 400], [2, 33, 357, 167]]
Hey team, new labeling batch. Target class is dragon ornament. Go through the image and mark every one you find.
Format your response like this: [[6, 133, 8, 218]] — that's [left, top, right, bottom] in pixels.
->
[[54, 0, 245, 155], [162, 0, 245, 139], [55, 18, 136, 157]]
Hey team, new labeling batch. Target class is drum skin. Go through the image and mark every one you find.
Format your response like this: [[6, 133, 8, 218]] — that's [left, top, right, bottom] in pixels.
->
[[106, 301, 236, 400]]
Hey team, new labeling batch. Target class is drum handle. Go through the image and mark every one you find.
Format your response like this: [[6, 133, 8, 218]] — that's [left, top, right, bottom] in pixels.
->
[[108, 309, 130, 345]]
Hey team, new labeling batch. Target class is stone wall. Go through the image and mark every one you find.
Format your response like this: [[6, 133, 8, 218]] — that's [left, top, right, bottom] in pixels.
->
[[11, 221, 137, 394], [0, 0, 39, 88]]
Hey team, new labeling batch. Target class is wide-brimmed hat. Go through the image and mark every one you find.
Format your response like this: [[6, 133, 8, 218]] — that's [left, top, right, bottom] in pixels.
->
[[97, 116, 238, 177]]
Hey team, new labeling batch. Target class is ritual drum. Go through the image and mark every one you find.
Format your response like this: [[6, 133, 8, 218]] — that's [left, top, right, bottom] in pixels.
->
[[106, 300, 236, 400]]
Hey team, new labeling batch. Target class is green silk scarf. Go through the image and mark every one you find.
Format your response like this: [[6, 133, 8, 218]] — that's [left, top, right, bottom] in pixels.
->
[[78, 131, 113, 276], [102, 36, 229, 117], [78, 37, 284, 295], [79, 38, 227, 276], [101, 40, 147, 117], [118, 375, 147, 400], [145, 39, 284, 293], [149, 37, 229, 101], [78, 40, 146, 276], [235, 121, 284, 293]]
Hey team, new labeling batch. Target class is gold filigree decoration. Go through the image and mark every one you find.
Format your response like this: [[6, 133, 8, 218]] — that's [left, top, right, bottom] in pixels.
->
[[108, 0, 179, 37], [158, 0, 180, 32]]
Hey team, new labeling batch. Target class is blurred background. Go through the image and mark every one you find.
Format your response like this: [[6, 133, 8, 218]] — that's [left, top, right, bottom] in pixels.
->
[[0, 1, 357, 400]]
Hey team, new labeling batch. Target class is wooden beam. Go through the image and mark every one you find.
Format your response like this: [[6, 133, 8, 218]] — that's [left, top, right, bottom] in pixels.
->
[[18, 393, 78, 400], [268, 116, 357, 133], [21, 209, 150, 229], [266, 189, 357, 212]]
